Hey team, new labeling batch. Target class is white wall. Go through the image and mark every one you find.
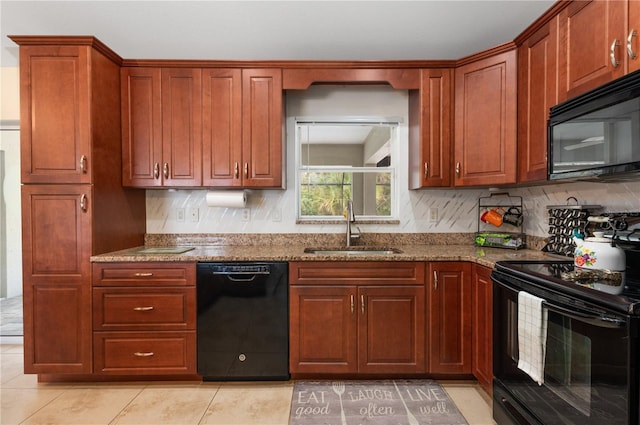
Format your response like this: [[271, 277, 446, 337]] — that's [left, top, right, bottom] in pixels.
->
[[1, 66, 22, 298]]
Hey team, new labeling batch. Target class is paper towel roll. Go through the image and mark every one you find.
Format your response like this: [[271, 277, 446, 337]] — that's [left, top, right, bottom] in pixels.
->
[[205, 190, 247, 208]]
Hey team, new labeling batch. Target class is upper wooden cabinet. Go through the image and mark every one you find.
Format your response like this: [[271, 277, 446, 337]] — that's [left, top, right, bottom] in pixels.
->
[[202, 68, 283, 188], [454, 49, 517, 187], [202, 68, 242, 186], [558, 0, 627, 100], [517, 17, 559, 183], [122, 68, 202, 187], [409, 69, 453, 188], [16, 43, 116, 184], [241, 69, 284, 188]]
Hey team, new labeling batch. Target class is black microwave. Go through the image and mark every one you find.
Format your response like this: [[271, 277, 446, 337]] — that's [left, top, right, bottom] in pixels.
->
[[548, 70, 640, 181]]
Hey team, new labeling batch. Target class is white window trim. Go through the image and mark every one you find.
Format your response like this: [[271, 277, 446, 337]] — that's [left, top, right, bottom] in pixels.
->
[[294, 116, 401, 222]]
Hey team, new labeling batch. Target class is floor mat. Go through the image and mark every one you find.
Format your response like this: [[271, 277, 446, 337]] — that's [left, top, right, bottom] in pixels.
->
[[290, 380, 469, 425]]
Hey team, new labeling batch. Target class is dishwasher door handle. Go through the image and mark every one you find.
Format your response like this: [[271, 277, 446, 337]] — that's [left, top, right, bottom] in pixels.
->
[[227, 275, 259, 282]]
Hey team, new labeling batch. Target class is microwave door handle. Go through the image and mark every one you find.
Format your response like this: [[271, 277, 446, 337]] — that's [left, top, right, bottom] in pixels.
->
[[543, 302, 626, 329]]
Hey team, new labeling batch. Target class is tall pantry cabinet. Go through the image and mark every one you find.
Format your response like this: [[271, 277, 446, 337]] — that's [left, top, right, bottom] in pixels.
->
[[11, 36, 146, 374]]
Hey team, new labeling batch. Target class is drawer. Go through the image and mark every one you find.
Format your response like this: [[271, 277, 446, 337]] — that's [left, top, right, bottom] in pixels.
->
[[289, 261, 425, 285], [93, 287, 196, 330], [94, 331, 196, 375], [92, 262, 196, 287]]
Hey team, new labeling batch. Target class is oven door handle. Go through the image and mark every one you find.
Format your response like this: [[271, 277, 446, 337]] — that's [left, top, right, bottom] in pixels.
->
[[544, 302, 627, 329]]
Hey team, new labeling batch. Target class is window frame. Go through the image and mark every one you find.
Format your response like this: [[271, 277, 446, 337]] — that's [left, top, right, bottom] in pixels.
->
[[294, 116, 400, 222]]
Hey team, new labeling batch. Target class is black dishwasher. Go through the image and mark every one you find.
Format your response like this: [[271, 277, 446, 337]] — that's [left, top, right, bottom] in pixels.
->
[[196, 262, 289, 381]]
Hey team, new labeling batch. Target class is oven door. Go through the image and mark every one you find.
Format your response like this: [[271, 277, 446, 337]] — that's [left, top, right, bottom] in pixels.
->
[[493, 273, 635, 425]]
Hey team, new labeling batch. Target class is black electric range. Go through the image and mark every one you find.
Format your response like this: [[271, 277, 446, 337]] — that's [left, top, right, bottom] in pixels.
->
[[493, 256, 640, 316]]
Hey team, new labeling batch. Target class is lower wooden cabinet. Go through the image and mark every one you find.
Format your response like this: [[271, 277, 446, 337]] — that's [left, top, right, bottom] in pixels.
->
[[21, 185, 93, 374], [92, 262, 197, 375], [427, 262, 472, 375], [289, 262, 426, 375], [472, 264, 493, 392]]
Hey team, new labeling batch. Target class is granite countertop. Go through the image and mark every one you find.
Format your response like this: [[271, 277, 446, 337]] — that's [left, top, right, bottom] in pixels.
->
[[92, 244, 562, 269]]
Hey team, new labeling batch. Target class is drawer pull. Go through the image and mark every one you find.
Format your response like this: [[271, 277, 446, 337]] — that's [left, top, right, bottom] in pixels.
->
[[133, 272, 153, 277], [133, 351, 155, 357], [133, 306, 154, 311]]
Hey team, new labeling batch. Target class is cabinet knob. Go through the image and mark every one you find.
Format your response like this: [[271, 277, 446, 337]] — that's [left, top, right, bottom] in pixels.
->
[[433, 270, 438, 290], [350, 294, 355, 314], [163, 163, 169, 179], [133, 272, 153, 277], [455, 162, 461, 177], [610, 39, 620, 68], [424, 162, 429, 179], [133, 352, 155, 357], [244, 162, 249, 178], [80, 194, 87, 212], [79, 155, 87, 174], [234, 162, 239, 179], [154, 162, 160, 179], [628, 29, 637, 59], [361, 295, 365, 315]]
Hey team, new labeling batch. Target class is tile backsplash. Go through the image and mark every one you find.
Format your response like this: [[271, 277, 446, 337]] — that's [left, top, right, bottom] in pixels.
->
[[146, 180, 640, 238]]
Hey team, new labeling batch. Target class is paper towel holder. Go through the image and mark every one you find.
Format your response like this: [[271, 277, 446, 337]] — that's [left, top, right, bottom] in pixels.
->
[[205, 190, 248, 208]]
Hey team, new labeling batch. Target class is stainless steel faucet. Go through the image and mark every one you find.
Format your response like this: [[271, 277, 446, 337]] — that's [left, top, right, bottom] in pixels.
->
[[346, 199, 359, 247]]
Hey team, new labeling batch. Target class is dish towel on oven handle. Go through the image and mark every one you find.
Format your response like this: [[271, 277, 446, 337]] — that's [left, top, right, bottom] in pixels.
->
[[517, 291, 548, 385]]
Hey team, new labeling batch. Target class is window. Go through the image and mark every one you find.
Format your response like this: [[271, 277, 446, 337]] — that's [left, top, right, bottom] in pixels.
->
[[295, 117, 399, 220]]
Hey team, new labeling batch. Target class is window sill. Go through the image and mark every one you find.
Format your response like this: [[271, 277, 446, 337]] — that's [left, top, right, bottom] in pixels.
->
[[296, 218, 400, 225]]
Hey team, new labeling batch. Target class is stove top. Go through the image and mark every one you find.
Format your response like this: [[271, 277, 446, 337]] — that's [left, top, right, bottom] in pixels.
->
[[494, 259, 640, 315]]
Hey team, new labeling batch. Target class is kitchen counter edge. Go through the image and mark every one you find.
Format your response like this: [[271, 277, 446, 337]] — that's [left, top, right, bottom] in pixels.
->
[[91, 245, 563, 269]]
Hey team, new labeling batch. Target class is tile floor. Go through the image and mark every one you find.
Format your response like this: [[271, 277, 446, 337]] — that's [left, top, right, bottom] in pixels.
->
[[1, 296, 496, 424], [1, 343, 496, 425]]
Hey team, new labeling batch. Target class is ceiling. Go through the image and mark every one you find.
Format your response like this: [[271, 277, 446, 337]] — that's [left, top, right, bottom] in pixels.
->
[[1, 1, 555, 68]]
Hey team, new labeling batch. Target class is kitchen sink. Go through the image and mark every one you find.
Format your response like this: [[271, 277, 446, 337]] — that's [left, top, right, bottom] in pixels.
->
[[304, 246, 403, 255]]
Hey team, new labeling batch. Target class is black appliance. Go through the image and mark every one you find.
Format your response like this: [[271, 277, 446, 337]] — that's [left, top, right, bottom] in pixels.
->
[[492, 239, 640, 425], [548, 69, 640, 181], [196, 262, 289, 381]]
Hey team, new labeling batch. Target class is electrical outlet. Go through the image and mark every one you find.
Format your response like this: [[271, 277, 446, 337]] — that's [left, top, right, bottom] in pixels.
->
[[176, 208, 185, 222], [429, 207, 438, 222], [242, 208, 251, 222], [189, 207, 199, 222]]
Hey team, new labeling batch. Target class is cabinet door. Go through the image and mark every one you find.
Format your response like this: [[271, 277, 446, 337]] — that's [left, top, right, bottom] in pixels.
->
[[409, 69, 453, 188], [358, 286, 426, 374], [19, 46, 91, 184], [472, 264, 493, 393], [21, 185, 92, 373], [121, 67, 162, 187], [289, 286, 357, 374], [518, 18, 559, 183], [454, 50, 517, 186], [428, 262, 472, 374], [202, 68, 243, 187], [161, 68, 202, 186], [558, 0, 627, 100], [242, 69, 283, 188]]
